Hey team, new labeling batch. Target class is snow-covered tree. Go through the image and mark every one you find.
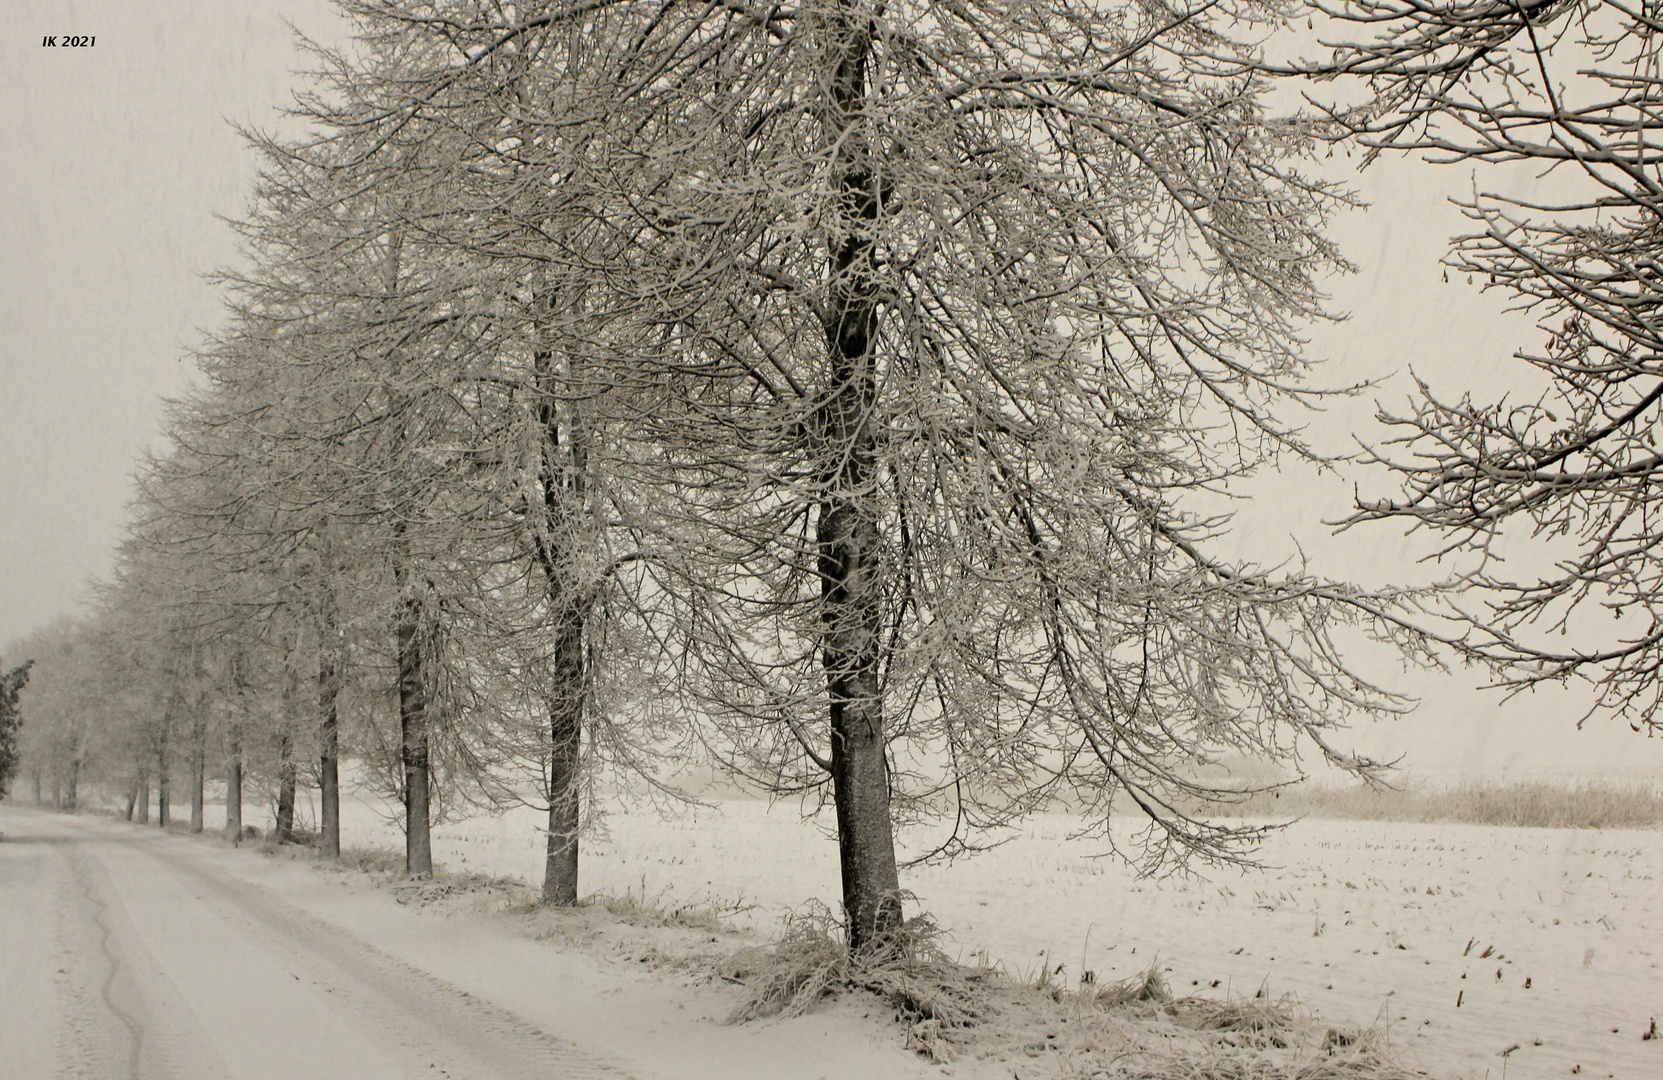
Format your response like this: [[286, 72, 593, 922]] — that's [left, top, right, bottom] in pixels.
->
[[326, 0, 1434, 950], [0, 659, 32, 799], [225, 8, 694, 897], [1295, 0, 1663, 729]]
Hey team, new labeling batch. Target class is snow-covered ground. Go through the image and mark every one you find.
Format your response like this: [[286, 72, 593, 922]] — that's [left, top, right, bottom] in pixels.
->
[[0, 805, 974, 1080], [313, 790, 1663, 1080]]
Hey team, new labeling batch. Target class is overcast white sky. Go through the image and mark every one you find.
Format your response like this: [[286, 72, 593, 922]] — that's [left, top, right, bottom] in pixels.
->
[[1, 0, 342, 637], [3, 0, 1661, 782]]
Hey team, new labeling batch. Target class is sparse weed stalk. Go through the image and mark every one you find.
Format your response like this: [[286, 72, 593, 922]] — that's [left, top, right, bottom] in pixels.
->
[[579, 877, 752, 932], [1026, 963, 1423, 1079], [334, 844, 426, 877]]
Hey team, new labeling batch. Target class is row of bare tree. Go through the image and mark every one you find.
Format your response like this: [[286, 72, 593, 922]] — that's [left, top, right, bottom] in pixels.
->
[[7, 0, 1661, 953]]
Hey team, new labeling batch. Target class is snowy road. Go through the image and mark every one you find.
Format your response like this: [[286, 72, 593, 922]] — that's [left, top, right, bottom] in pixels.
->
[[0, 807, 636, 1080], [0, 805, 952, 1080]]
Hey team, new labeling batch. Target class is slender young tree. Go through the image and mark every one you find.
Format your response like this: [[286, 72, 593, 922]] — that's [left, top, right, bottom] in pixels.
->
[[225, 646, 248, 841]]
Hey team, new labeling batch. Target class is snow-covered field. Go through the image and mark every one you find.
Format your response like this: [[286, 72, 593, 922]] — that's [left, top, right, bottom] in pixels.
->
[[301, 790, 1663, 1080]]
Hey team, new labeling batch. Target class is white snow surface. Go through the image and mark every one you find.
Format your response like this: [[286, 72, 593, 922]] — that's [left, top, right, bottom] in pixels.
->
[[4, 795, 1659, 1080], [329, 791, 1663, 1080], [0, 804, 976, 1080]]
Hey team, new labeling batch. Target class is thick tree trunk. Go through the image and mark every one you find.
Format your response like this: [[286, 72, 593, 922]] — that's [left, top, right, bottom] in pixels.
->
[[532, 326, 590, 906], [65, 759, 79, 811], [273, 641, 304, 844], [397, 589, 433, 877], [274, 735, 296, 844], [815, 4, 902, 954], [156, 734, 171, 828], [135, 772, 150, 825], [319, 660, 340, 859], [224, 740, 243, 841], [52, 777, 61, 810], [189, 717, 205, 833], [124, 775, 137, 820], [819, 495, 902, 951], [384, 232, 431, 879], [542, 610, 584, 905]]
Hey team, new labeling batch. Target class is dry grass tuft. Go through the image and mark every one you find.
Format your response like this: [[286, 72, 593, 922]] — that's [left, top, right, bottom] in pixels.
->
[[577, 880, 748, 933], [973, 964, 1429, 1080], [1101, 1044, 1428, 1080], [1169, 995, 1306, 1050], [335, 844, 408, 876], [315, 844, 532, 911], [1215, 780, 1663, 830], [722, 899, 991, 1026], [718, 917, 1428, 1077], [1091, 964, 1174, 1008], [1072, 964, 1313, 1050], [722, 902, 851, 1021], [313, 851, 744, 974]]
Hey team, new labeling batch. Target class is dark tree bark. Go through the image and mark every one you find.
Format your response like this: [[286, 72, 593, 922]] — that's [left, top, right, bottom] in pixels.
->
[[396, 586, 433, 877], [318, 641, 340, 858], [156, 730, 171, 828], [224, 738, 243, 841], [542, 607, 583, 904], [135, 771, 150, 824], [817, 373, 903, 951], [274, 731, 297, 844], [531, 330, 589, 906], [273, 643, 303, 844], [65, 758, 80, 812], [381, 228, 432, 879], [188, 716, 206, 833], [816, 6, 901, 953]]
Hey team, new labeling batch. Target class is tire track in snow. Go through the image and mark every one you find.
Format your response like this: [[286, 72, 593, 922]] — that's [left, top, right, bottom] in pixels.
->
[[48, 829, 234, 1080], [68, 850, 145, 1080], [48, 839, 140, 1080]]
